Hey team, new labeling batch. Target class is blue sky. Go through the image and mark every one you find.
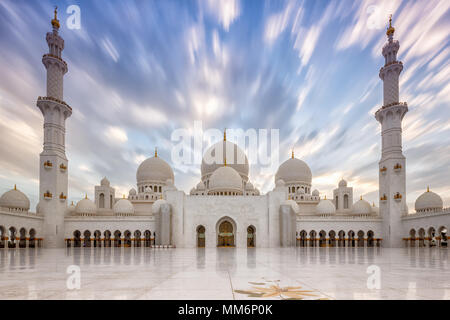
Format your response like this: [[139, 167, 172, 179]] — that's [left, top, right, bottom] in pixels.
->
[[0, 0, 449, 211]]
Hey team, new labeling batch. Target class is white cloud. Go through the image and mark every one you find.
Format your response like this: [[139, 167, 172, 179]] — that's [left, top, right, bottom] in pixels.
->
[[264, 1, 295, 45], [205, 0, 241, 31], [105, 126, 128, 143], [101, 37, 119, 62]]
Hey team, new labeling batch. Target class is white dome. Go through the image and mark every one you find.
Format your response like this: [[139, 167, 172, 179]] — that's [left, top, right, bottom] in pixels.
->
[[152, 198, 168, 214], [209, 166, 242, 193], [275, 157, 312, 184], [338, 179, 347, 187], [316, 199, 336, 214], [113, 198, 134, 215], [196, 181, 206, 190], [353, 198, 372, 214], [190, 188, 196, 195], [101, 177, 110, 187], [137, 155, 174, 184], [129, 188, 137, 196], [312, 189, 319, 196], [75, 197, 96, 215], [65, 201, 76, 216], [245, 182, 254, 190], [415, 189, 443, 211], [0, 186, 30, 210], [201, 140, 249, 180]]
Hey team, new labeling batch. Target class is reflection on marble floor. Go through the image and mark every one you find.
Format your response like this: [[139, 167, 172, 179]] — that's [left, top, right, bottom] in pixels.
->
[[0, 247, 449, 300]]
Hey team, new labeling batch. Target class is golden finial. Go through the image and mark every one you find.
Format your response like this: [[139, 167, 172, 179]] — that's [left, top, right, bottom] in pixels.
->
[[14, 184, 16, 190], [123, 194, 125, 199], [155, 147, 158, 157], [51, 6, 60, 29], [360, 195, 363, 200], [386, 14, 395, 36], [324, 195, 327, 200], [427, 186, 430, 192], [223, 128, 227, 141], [291, 149, 294, 159], [224, 157, 227, 166], [85, 193, 88, 199]]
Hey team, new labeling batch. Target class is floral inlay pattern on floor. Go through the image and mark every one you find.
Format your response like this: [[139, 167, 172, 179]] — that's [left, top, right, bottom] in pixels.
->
[[234, 279, 328, 300]]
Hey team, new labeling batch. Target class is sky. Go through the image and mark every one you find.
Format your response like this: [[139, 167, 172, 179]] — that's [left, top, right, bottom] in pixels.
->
[[0, 0, 449, 212]]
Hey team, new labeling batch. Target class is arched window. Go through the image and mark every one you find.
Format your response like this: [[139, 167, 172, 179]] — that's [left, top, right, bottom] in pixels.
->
[[99, 193, 105, 208], [110, 195, 113, 209], [335, 196, 339, 210], [344, 194, 349, 209]]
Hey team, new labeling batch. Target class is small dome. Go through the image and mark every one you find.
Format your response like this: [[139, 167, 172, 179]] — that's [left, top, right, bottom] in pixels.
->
[[65, 201, 76, 216], [297, 188, 305, 194], [312, 189, 319, 197], [190, 188, 196, 195], [196, 181, 206, 190], [316, 199, 335, 214], [338, 179, 347, 187], [353, 198, 372, 214], [0, 186, 30, 210], [152, 198, 168, 214], [75, 197, 96, 215], [113, 198, 134, 215], [415, 188, 443, 212], [101, 177, 110, 187], [209, 166, 242, 193], [129, 188, 137, 196], [245, 182, 254, 190], [275, 157, 312, 185], [144, 186, 153, 193], [136, 155, 174, 184]]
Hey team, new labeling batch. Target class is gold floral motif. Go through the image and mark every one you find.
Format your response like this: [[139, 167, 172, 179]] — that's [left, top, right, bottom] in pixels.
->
[[234, 279, 324, 300]]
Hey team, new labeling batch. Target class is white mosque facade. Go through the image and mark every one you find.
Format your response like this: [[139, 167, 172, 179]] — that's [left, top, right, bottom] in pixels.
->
[[0, 13, 449, 249]]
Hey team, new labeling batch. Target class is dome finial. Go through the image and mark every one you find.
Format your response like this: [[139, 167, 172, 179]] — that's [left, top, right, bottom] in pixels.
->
[[224, 128, 227, 141], [51, 6, 60, 29], [85, 193, 88, 200], [123, 194, 125, 199], [291, 149, 294, 159], [14, 184, 16, 190], [224, 157, 227, 166], [155, 147, 158, 157], [360, 195, 363, 200], [324, 195, 327, 200], [427, 185, 430, 192], [386, 14, 395, 36]]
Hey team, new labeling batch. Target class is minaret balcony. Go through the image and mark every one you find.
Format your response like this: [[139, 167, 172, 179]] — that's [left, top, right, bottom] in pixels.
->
[[381, 101, 407, 110], [37, 96, 72, 111], [43, 191, 53, 200], [43, 160, 53, 169]]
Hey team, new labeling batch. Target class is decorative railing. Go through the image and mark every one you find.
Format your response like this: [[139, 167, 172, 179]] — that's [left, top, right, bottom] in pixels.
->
[[42, 53, 67, 67], [37, 96, 72, 110], [381, 101, 408, 110]]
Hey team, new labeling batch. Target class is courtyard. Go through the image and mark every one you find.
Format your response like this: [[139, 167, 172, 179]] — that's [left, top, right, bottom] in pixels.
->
[[0, 247, 449, 300]]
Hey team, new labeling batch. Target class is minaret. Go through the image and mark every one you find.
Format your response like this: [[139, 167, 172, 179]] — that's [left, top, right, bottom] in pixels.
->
[[375, 15, 408, 248], [36, 7, 72, 248]]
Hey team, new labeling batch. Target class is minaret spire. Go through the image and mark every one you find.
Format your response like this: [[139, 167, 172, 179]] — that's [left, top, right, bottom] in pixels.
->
[[37, 9, 72, 248], [375, 14, 408, 248], [223, 128, 227, 141]]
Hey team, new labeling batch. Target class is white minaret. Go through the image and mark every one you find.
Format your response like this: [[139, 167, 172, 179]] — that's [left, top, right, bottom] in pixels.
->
[[375, 16, 408, 248], [36, 7, 72, 248]]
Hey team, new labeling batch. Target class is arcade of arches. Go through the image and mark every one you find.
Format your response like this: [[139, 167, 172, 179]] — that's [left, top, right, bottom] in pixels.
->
[[67, 230, 156, 247], [296, 230, 380, 247], [404, 226, 448, 248], [0, 225, 42, 248]]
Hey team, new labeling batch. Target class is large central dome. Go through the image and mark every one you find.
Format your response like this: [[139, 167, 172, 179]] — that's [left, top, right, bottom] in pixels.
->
[[201, 140, 249, 181], [275, 157, 312, 184], [137, 155, 174, 184]]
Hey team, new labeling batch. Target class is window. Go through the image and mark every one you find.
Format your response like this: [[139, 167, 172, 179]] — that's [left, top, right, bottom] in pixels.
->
[[335, 196, 339, 209], [344, 194, 349, 209], [99, 193, 105, 208]]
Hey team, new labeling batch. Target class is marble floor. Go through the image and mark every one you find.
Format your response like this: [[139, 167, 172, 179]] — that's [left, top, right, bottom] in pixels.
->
[[0, 247, 449, 300]]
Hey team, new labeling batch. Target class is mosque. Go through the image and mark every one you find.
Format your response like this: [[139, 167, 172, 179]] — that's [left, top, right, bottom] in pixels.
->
[[0, 11, 448, 249]]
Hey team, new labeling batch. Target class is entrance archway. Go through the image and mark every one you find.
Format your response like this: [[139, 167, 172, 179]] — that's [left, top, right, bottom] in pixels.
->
[[217, 219, 235, 247], [197, 225, 205, 248], [247, 226, 255, 248]]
